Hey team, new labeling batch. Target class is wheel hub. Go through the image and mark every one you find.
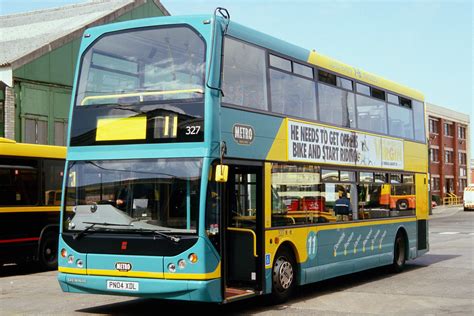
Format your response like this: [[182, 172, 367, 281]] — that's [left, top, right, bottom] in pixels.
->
[[278, 261, 293, 289]]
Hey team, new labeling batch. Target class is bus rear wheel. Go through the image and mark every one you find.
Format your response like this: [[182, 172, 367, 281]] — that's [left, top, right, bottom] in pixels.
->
[[39, 231, 58, 270], [390, 233, 406, 273], [271, 247, 296, 303]]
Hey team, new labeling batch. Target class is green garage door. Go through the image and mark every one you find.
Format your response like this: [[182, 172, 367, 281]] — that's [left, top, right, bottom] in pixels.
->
[[17, 82, 71, 146]]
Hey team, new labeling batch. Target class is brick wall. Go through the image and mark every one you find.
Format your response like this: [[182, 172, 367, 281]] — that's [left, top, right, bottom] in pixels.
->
[[4, 86, 15, 140]]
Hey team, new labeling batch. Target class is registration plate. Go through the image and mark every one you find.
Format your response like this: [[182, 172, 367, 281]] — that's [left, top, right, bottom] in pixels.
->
[[106, 280, 139, 292]]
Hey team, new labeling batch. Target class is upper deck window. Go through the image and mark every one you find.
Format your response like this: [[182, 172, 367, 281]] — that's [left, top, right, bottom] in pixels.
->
[[318, 70, 337, 86], [387, 93, 399, 104], [356, 83, 370, 96], [70, 26, 206, 146], [269, 54, 292, 72], [293, 62, 313, 79], [222, 37, 268, 110], [76, 26, 205, 106], [269, 69, 317, 120], [412, 100, 426, 142]]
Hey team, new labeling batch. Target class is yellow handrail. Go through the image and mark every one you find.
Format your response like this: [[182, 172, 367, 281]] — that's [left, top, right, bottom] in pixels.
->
[[80, 88, 204, 105], [227, 227, 258, 258]]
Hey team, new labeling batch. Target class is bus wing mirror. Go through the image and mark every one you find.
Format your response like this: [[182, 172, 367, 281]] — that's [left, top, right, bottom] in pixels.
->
[[215, 165, 228, 183]]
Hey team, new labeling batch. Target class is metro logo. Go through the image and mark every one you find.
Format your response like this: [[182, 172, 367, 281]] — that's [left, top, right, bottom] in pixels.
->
[[115, 262, 132, 272]]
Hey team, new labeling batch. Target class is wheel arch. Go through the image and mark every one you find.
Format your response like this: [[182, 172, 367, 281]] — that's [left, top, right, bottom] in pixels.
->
[[395, 226, 409, 259], [36, 224, 59, 257], [274, 241, 300, 283]]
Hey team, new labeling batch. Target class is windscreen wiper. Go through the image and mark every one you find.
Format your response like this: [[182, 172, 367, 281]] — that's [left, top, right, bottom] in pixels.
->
[[130, 228, 181, 243], [73, 221, 132, 240]]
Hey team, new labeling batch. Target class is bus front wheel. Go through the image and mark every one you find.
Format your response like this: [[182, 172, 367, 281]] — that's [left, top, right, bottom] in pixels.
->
[[390, 233, 406, 273], [39, 231, 58, 270], [271, 247, 296, 303]]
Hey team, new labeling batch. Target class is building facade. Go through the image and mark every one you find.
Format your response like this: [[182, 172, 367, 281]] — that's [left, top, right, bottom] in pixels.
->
[[427, 103, 470, 203], [0, 0, 169, 145]]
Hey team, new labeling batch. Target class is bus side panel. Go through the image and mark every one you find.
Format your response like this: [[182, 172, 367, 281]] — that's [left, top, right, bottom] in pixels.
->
[[221, 107, 284, 161], [264, 220, 417, 291], [0, 209, 59, 264]]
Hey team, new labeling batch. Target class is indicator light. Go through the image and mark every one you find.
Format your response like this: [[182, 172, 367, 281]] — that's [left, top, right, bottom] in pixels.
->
[[60, 248, 67, 258], [188, 253, 198, 264]]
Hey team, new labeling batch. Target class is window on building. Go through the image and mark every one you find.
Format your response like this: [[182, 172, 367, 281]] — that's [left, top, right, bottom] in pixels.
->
[[445, 178, 454, 194], [54, 121, 68, 146], [429, 118, 439, 134], [429, 148, 439, 162], [269, 69, 317, 120], [429, 119, 437, 134], [444, 122, 453, 136], [458, 126, 466, 139], [445, 150, 454, 163], [318, 83, 356, 128], [431, 177, 440, 191], [356, 94, 388, 134], [24, 118, 48, 145], [459, 167, 467, 177], [459, 179, 467, 191], [458, 152, 467, 165], [222, 37, 268, 110]]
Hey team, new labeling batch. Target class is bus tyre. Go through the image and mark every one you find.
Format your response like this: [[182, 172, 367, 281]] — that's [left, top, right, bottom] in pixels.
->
[[39, 231, 58, 270], [271, 247, 296, 303], [390, 233, 406, 273], [396, 200, 409, 211]]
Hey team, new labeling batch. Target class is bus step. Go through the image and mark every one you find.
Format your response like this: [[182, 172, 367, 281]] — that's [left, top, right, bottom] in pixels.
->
[[224, 287, 256, 302]]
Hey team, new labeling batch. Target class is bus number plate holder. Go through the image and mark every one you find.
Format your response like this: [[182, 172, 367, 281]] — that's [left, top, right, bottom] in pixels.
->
[[106, 280, 139, 292]]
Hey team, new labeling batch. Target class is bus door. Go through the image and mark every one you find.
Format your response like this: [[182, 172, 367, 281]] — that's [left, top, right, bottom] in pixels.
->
[[222, 164, 263, 301]]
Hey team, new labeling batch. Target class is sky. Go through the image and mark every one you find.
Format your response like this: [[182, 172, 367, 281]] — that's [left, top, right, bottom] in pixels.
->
[[1, 0, 473, 152]]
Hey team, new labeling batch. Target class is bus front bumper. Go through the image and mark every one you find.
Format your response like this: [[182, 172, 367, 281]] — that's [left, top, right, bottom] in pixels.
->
[[58, 272, 221, 302]]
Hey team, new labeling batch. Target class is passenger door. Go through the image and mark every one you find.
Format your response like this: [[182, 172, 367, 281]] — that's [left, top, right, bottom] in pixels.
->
[[222, 164, 263, 301]]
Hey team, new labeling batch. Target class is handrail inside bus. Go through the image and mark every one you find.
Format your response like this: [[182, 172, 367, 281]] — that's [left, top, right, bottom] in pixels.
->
[[227, 227, 258, 257], [80, 88, 204, 105]]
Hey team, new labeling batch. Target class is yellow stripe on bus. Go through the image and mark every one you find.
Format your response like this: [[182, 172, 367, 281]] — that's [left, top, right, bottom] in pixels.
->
[[59, 263, 221, 280], [0, 206, 60, 213]]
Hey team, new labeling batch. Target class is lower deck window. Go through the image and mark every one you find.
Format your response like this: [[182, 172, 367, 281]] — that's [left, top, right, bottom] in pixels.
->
[[271, 163, 416, 227]]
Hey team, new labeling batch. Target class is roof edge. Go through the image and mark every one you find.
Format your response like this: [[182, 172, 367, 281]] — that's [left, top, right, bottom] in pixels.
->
[[9, 0, 170, 70]]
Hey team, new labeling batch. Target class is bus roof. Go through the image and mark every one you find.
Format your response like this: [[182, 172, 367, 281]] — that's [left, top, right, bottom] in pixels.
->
[[226, 19, 424, 102], [0, 138, 66, 159]]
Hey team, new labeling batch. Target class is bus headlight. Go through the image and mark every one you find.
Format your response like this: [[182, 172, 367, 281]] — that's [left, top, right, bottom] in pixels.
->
[[178, 259, 186, 269], [67, 255, 74, 264], [168, 263, 176, 273]]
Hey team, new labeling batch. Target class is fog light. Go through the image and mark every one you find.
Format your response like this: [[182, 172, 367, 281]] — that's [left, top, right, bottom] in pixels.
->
[[67, 255, 74, 264], [188, 253, 198, 264], [60, 248, 67, 258], [168, 263, 176, 273], [178, 259, 186, 269], [76, 259, 84, 268]]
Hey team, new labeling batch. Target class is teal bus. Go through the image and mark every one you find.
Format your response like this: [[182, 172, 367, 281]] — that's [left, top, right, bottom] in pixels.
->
[[58, 9, 429, 303]]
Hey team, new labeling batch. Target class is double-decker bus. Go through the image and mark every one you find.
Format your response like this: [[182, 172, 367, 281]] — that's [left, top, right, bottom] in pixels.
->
[[58, 10, 429, 303], [0, 138, 65, 269]]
